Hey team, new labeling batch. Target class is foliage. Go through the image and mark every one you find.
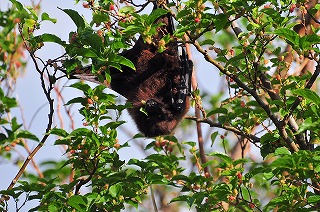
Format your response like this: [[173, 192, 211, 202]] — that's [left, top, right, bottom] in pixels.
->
[[0, 0, 320, 211]]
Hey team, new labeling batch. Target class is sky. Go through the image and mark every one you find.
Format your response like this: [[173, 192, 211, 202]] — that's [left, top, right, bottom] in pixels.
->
[[0, 0, 222, 210]]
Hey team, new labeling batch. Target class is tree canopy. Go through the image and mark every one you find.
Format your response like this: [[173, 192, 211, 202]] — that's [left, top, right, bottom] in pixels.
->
[[0, 0, 320, 211]]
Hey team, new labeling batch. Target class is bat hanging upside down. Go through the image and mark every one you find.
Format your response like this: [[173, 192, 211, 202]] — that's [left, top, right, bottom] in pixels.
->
[[66, 2, 193, 137]]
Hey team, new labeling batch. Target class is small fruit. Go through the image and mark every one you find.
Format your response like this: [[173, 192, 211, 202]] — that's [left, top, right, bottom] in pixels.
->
[[155, 141, 161, 148], [194, 18, 200, 23], [13, 18, 21, 23], [228, 195, 236, 202], [4, 146, 11, 151], [109, 4, 115, 10], [161, 140, 168, 146], [236, 172, 242, 179], [114, 143, 120, 149], [278, 55, 284, 61], [204, 172, 210, 178], [82, 3, 90, 8], [249, 203, 255, 209], [87, 98, 93, 104], [289, 4, 296, 13]]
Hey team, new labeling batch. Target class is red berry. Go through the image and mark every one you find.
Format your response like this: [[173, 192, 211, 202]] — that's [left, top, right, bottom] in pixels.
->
[[220, 135, 225, 139], [249, 203, 255, 209], [15, 61, 22, 68], [114, 143, 120, 149], [82, 3, 90, 8], [289, 4, 296, 13], [161, 140, 168, 146], [4, 146, 11, 151], [87, 98, 93, 104], [228, 195, 236, 202], [109, 4, 115, 10], [236, 172, 242, 179], [13, 18, 21, 23], [194, 18, 200, 23], [240, 101, 245, 108], [70, 149, 76, 154]]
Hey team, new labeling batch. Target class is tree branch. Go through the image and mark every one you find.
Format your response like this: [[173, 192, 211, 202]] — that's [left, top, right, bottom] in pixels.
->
[[191, 39, 299, 152], [1, 32, 55, 203], [185, 116, 260, 144]]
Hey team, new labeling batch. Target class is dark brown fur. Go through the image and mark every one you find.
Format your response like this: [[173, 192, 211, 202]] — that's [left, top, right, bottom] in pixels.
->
[[69, 6, 191, 137]]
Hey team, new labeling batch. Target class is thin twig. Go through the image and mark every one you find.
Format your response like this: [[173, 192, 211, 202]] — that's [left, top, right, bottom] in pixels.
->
[[150, 185, 158, 212], [1, 28, 55, 203], [185, 41, 209, 175], [191, 40, 299, 152]]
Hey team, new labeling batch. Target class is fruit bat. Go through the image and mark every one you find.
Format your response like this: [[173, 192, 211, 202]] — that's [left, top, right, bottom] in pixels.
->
[[66, 2, 193, 137]]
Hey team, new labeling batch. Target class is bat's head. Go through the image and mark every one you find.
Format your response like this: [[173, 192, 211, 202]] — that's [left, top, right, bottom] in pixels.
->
[[128, 98, 189, 137]]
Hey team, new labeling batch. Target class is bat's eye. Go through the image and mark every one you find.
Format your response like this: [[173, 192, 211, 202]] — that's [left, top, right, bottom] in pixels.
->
[[145, 99, 165, 119], [145, 99, 160, 113]]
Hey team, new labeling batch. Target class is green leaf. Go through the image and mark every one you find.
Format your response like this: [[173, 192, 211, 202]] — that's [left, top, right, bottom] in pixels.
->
[[308, 195, 320, 203], [83, 33, 102, 53], [0, 133, 7, 141], [272, 28, 299, 48], [76, 48, 98, 58], [109, 183, 122, 198], [210, 131, 218, 147], [48, 128, 69, 137], [270, 156, 292, 168], [16, 130, 39, 141], [297, 117, 320, 133], [199, 39, 215, 46], [60, 8, 85, 30], [109, 54, 136, 70], [145, 8, 168, 26], [207, 107, 228, 116], [244, 167, 266, 180], [213, 14, 228, 32], [10, 0, 25, 11], [54, 138, 71, 145], [170, 195, 190, 204], [207, 152, 232, 164], [33, 33, 65, 46], [69, 128, 92, 137], [67, 195, 86, 211], [65, 97, 87, 106], [274, 147, 291, 156], [292, 88, 320, 106], [41, 12, 57, 23], [119, 6, 135, 14], [69, 82, 92, 93]]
